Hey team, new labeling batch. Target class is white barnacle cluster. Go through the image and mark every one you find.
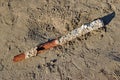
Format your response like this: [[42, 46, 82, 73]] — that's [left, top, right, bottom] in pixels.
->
[[81, 19, 104, 34], [25, 47, 38, 58], [58, 19, 104, 45]]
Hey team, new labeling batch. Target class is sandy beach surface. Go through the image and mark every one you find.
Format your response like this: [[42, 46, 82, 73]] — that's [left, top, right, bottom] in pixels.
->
[[0, 0, 120, 80]]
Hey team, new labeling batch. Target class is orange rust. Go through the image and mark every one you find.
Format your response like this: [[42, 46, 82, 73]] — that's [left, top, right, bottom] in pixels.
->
[[38, 40, 57, 49], [13, 39, 58, 62], [37, 39, 58, 54], [41, 39, 58, 49], [13, 53, 25, 62]]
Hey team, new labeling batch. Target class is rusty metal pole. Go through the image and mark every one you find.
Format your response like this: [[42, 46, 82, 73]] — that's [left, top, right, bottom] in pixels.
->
[[13, 19, 104, 62]]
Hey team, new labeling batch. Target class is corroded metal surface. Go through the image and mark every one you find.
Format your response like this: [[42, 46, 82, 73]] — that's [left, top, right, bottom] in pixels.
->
[[57, 19, 104, 45]]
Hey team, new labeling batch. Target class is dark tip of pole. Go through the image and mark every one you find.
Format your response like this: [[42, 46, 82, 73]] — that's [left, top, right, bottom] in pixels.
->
[[100, 12, 115, 25]]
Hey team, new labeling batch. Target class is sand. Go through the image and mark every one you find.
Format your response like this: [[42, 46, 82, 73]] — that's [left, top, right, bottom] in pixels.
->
[[0, 0, 120, 80]]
